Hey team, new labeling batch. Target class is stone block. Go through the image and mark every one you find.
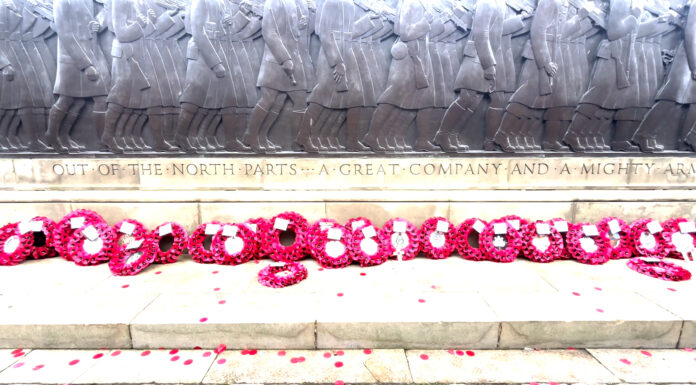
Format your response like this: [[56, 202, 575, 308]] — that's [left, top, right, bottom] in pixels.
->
[[573, 202, 696, 223], [200, 202, 326, 223], [0, 202, 72, 223], [588, 349, 696, 383], [0, 349, 102, 384], [449, 202, 573, 223], [69, 202, 199, 232], [325, 202, 449, 227]]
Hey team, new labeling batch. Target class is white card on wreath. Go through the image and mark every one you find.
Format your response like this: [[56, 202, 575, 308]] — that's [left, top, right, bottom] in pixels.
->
[[393, 220, 407, 233], [120, 221, 136, 235], [508, 219, 520, 230], [553, 220, 568, 233], [222, 225, 238, 238], [327, 227, 342, 241], [679, 221, 696, 234], [82, 225, 99, 241], [351, 220, 365, 231], [493, 222, 507, 235], [70, 217, 85, 229], [472, 220, 485, 233], [246, 223, 258, 232], [274, 218, 289, 231], [362, 225, 376, 238], [436, 220, 449, 233], [205, 223, 221, 235], [608, 219, 621, 235], [18, 221, 33, 235], [158, 223, 173, 236], [270, 262, 286, 267], [583, 224, 599, 237], [647, 220, 663, 234], [536, 223, 551, 235], [126, 238, 144, 250], [319, 221, 333, 231]]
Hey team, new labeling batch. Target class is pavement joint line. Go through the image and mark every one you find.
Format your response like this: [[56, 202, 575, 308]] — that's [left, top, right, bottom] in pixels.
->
[[584, 348, 622, 383], [401, 348, 415, 383]]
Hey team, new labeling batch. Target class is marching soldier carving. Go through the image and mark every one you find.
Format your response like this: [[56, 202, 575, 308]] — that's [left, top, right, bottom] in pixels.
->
[[296, 0, 392, 152], [0, 0, 55, 152], [48, 0, 110, 153], [494, 0, 595, 152], [243, 0, 316, 153]]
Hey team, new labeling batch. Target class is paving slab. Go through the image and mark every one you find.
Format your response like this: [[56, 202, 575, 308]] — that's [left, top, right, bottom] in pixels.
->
[[203, 349, 412, 384], [0, 258, 112, 295], [74, 349, 216, 384], [635, 287, 696, 348], [0, 349, 102, 384], [317, 292, 499, 349], [484, 291, 683, 348], [588, 348, 696, 383], [0, 349, 27, 372], [0, 292, 158, 349], [130, 292, 317, 349], [405, 349, 618, 384]]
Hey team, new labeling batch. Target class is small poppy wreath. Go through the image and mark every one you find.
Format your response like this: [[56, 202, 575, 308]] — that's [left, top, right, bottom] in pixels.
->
[[53, 209, 105, 259], [566, 222, 610, 265], [313, 224, 352, 269], [661, 218, 696, 260], [379, 218, 420, 261], [151, 222, 188, 264], [345, 217, 374, 233], [108, 234, 157, 276], [419, 217, 456, 259], [597, 217, 632, 260], [308, 218, 341, 256], [244, 218, 270, 259], [24, 216, 57, 259], [455, 218, 487, 261], [258, 262, 309, 288], [627, 257, 692, 281], [188, 221, 222, 264], [212, 223, 258, 265], [350, 223, 388, 267], [520, 220, 564, 263], [66, 221, 117, 266], [480, 218, 523, 263], [551, 218, 572, 259], [0, 222, 33, 266], [266, 212, 309, 263], [112, 219, 148, 252], [628, 218, 667, 259]]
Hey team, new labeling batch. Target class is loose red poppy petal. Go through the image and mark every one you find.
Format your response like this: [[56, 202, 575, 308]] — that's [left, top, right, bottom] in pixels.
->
[[466, 350, 475, 357], [217, 358, 227, 365], [92, 353, 104, 359], [141, 351, 151, 357], [215, 344, 227, 354], [69, 359, 79, 366], [171, 356, 180, 362], [363, 349, 372, 355], [184, 359, 193, 365], [420, 354, 429, 360], [620, 358, 631, 365], [334, 361, 343, 368], [641, 350, 652, 357]]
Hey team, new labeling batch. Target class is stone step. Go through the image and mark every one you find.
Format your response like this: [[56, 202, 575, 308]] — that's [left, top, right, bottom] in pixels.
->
[[2, 348, 696, 384], [0, 257, 694, 350]]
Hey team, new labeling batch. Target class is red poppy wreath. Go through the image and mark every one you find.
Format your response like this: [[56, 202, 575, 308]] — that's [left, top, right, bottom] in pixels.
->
[[53, 209, 105, 259], [244, 218, 270, 259], [597, 217, 631, 260], [455, 218, 487, 261], [419, 217, 456, 259], [380, 218, 420, 261], [112, 219, 148, 252], [628, 218, 667, 259], [212, 223, 258, 265], [188, 221, 223, 264], [627, 257, 692, 281], [566, 222, 610, 265], [521, 220, 564, 263], [307, 218, 341, 256], [258, 262, 308, 288], [0, 222, 33, 266], [21, 216, 57, 260], [661, 218, 696, 261], [313, 223, 352, 269], [151, 222, 188, 264], [109, 233, 157, 276], [265, 212, 309, 262], [66, 221, 117, 266], [345, 217, 374, 233], [350, 223, 388, 267], [480, 218, 523, 263], [551, 218, 572, 259]]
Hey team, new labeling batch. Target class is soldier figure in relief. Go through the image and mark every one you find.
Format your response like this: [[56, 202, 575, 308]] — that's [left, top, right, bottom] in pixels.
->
[[48, 0, 110, 153], [243, 0, 316, 153]]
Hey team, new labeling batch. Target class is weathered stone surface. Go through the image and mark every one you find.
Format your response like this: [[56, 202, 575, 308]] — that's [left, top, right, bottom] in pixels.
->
[[0, 202, 71, 223], [326, 202, 449, 227], [130, 293, 317, 349], [74, 349, 216, 384], [0, 349, 102, 384], [573, 202, 696, 222], [200, 202, 327, 223], [203, 349, 411, 384], [588, 349, 696, 383], [316, 292, 499, 349], [406, 349, 618, 383], [634, 286, 696, 348], [71, 202, 200, 231], [449, 202, 574, 223], [0, 258, 112, 295]]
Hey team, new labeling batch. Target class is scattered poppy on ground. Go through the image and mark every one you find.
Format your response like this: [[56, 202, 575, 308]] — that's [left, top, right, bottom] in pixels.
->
[[184, 359, 193, 365], [32, 365, 44, 371], [335, 381, 344, 385], [363, 349, 372, 355], [111, 351, 121, 357], [68, 359, 79, 366], [337, 293, 344, 297], [418, 299, 425, 303], [141, 351, 151, 357], [668, 288, 676, 292], [171, 356, 180, 362], [169, 349, 179, 355], [336, 350, 344, 356], [456, 350, 464, 356], [360, 272, 366, 276], [596, 309, 604, 313], [203, 352, 212, 358], [217, 358, 226, 365], [214, 287, 220, 291], [13, 362, 24, 369], [641, 350, 652, 357], [594, 287, 602, 291], [466, 351, 475, 357], [324, 352, 332, 358], [121, 284, 129, 288], [93, 353, 104, 359], [420, 354, 429, 360], [334, 361, 343, 368], [278, 351, 286, 356], [215, 344, 226, 354], [212, 271, 219, 274], [620, 358, 631, 365], [155, 271, 162, 275], [218, 300, 226, 304], [200, 317, 208, 323], [572, 292, 580, 296]]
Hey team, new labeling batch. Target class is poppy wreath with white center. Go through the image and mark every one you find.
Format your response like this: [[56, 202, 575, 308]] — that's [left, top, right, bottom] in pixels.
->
[[455, 218, 487, 261], [108, 233, 157, 276], [661, 217, 696, 260], [379, 218, 420, 261], [53, 209, 105, 259], [344, 217, 374, 233], [66, 221, 117, 266], [150, 222, 188, 264], [551, 217, 572, 260], [266, 212, 309, 263], [520, 220, 564, 263], [188, 221, 222, 264], [597, 217, 632, 260], [419, 217, 456, 259], [628, 218, 668, 259], [112, 219, 148, 253], [26, 216, 57, 260], [0, 222, 33, 266], [258, 262, 309, 288], [480, 218, 523, 263], [627, 257, 692, 281], [313, 223, 352, 269], [566, 222, 610, 264], [244, 217, 270, 259], [212, 224, 258, 265], [307, 218, 340, 257], [350, 223, 388, 267]]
